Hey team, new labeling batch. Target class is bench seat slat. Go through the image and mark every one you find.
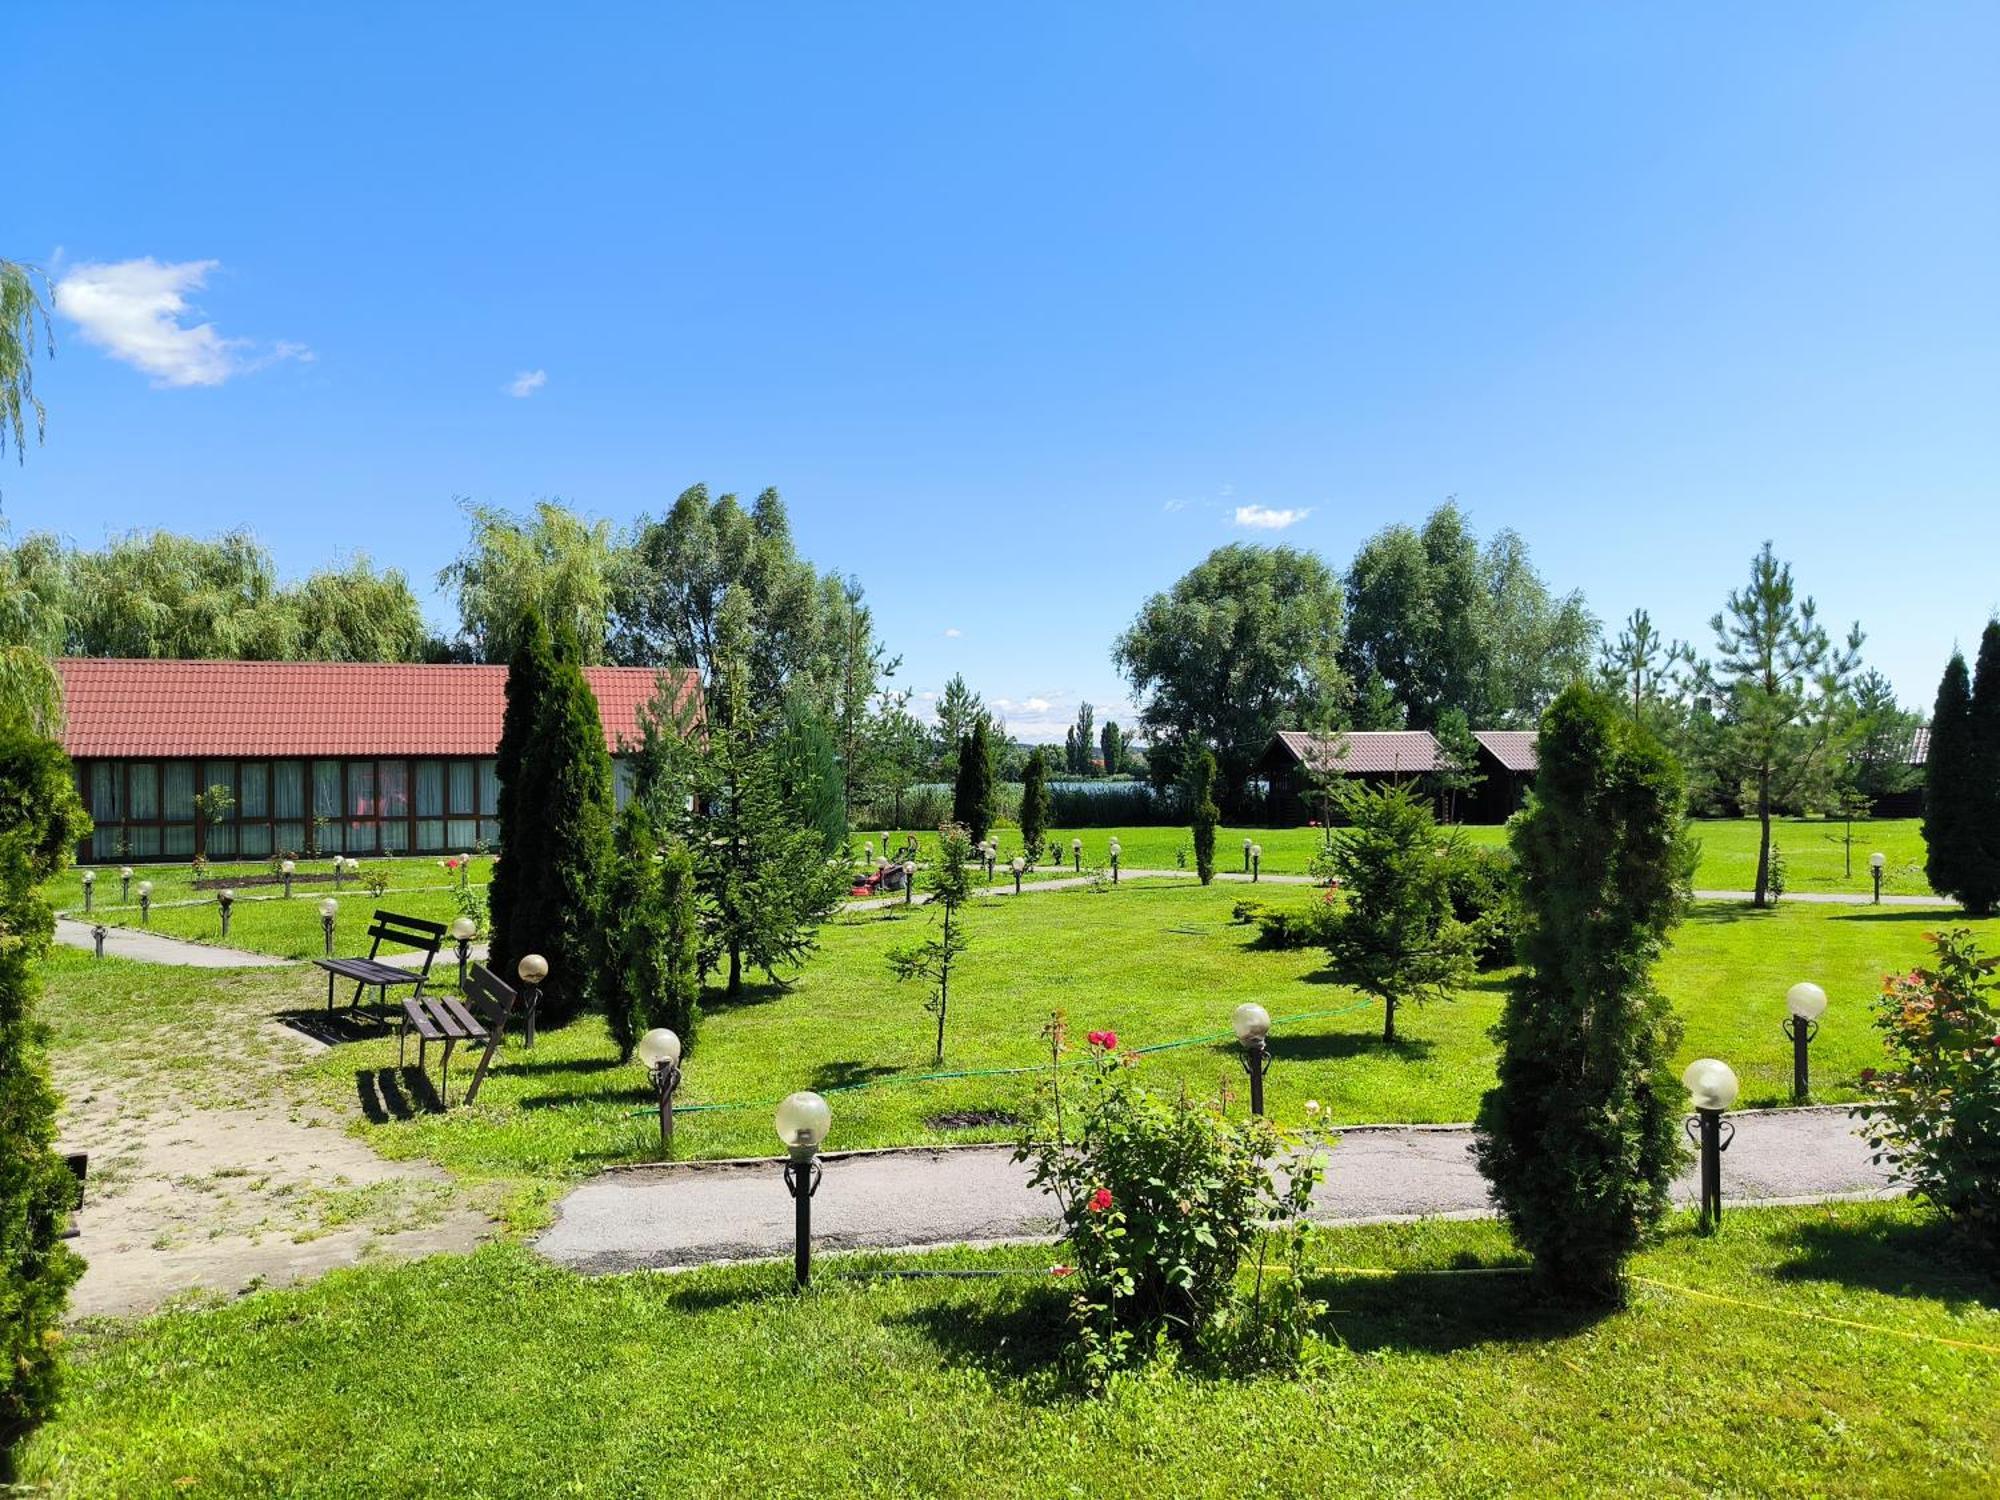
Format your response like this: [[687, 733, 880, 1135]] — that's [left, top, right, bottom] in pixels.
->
[[403, 1003, 448, 1041], [437, 997, 485, 1037]]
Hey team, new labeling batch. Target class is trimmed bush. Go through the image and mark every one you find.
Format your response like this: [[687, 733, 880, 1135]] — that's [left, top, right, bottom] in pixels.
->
[[1019, 748, 1049, 862], [1442, 843, 1520, 970], [0, 721, 88, 1470], [1190, 751, 1219, 885]]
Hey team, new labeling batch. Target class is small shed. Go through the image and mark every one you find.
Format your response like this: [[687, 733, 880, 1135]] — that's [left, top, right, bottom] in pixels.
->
[[1471, 730, 1538, 823], [1254, 730, 1442, 823]]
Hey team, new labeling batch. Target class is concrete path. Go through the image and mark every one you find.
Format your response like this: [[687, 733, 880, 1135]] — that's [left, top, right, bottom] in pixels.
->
[[52, 917, 488, 970], [536, 1106, 1896, 1275]]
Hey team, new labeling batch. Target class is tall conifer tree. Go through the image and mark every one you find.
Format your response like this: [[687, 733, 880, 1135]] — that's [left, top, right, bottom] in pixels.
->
[[490, 607, 555, 985], [1923, 650, 1977, 907]]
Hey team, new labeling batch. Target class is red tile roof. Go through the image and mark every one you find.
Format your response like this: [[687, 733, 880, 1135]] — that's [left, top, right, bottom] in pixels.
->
[[1269, 729, 1441, 775], [54, 658, 702, 759], [1472, 730, 1539, 773]]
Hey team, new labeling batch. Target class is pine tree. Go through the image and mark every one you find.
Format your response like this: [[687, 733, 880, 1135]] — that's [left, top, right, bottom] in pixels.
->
[[1320, 780, 1473, 1045], [596, 804, 676, 1064], [1923, 651, 1978, 907], [489, 607, 556, 984], [1474, 685, 1691, 1304], [953, 718, 995, 842], [0, 720, 88, 1470], [1019, 746, 1050, 862], [1431, 707, 1485, 823], [658, 839, 701, 1042], [502, 624, 615, 1026], [889, 822, 974, 1063], [1966, 621, 2000, 915], [1190, 749, 1219, 885]]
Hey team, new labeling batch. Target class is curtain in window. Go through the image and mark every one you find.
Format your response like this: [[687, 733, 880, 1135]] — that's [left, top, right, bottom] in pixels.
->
[[202, 762, 236, 814], [274, 762, 305, 820], [313, 761, 343, 820], [128, 763, 160, 821], [478, 760, 499, 815], [163, 761, 196, 822], [414, 761, 444, 817], [239, 762, 270, 818], [379, 760, 409, 817], [347, 761, 376, 818], [90, 763, 123, 821], [449, 762, 475, 814]]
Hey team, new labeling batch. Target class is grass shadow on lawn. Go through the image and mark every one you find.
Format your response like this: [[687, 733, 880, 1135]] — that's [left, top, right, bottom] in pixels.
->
[[1684, 903, 1778, 927], [276, 1008, 394, 1047], [1772, 1212, 2000, 1310], [699, 980, 792, 1014], [811, 1059, 905, 1092], [1832, 909, 1969, 925], [1264, 1032, 1436, 1064], [891, 1284, 1075, 1388], [1308, 1261, 1607, 1355]]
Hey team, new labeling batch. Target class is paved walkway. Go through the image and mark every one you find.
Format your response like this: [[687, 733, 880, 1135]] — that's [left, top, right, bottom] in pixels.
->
[[536, 1106, 1897, 1274], [52, 918, 487, 970]]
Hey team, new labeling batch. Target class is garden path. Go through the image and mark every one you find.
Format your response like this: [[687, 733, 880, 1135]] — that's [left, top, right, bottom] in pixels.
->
[[52, 918, 489, 969], [536, 1106, 1898, 1275]]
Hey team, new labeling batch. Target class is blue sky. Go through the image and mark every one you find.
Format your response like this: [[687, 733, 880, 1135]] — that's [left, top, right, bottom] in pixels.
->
[[13, 3, 1998, 739]]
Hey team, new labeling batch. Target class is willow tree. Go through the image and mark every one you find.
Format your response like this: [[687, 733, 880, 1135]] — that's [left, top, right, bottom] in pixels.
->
[[1, 260, 51, 476]]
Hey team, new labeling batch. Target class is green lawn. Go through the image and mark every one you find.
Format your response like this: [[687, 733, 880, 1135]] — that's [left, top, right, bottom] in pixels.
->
[[879, 816, 1936, 896], [261, 878, 1993, 1182], [24, 1199, 1997, 1497], [54, 854, 492, 960]]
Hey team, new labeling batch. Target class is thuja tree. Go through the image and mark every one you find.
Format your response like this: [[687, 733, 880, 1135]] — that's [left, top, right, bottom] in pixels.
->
[[500, 623, 614, 1025], [489, 606, 557, 984], [1474, 685, 1691, 1304], [1019, 746, 1050, 862], [1320, 780, 1472, 1045], [599, 802, 700, 1061], [1924, 649, 1979, 906], [889, 822, 974, 1063], [1189, 749, 1219, 885], [0, 720, 88, 1471], [952, 717, 995, 843], [775, 692, 845, 857]]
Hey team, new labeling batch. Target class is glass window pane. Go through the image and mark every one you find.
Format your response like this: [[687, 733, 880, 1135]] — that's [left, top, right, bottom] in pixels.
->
[[447, 817, 477, 850], [206, 824, 237, 857], [275, 821, 304, 855], [239, 762, 269, 818], [94, 824, 124, 861], [379, 761, 409, 817], [415, 761, 444, 817], [416, 819, 445, 852], [202, 762, 237, 816], [164, 761, 196, 822], [129, 825, 161, 857], [449, 762, 475, 814], [478, 759, 499, 815], [317, 819, 345, 855], [274, 761, 305, 819], [129, 763, 159, 821], [347, 819, 379, 854], [88, 763, 115, 820], [479, 818, 502, 850], [239, 822, 272, 857], [164, 825, 194, 857], [381, 819, 410, 853], [347, 761, 376, 818], [313, 761, 344, 820]]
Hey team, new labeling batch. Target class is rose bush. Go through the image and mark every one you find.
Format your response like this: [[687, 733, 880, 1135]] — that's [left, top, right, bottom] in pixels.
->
[[1859, 928, 2000, 1252], [1017, 1020, 1331, 1386]]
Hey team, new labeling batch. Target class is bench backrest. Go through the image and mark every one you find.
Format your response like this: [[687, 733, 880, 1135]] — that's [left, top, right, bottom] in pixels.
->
[[367, 909, 447, 956], [464, 962, 518, 1031]]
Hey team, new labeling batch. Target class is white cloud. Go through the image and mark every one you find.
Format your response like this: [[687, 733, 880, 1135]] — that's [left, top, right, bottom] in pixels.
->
[[506, 368, 548, 398], [54, 258, 309, 387], [1234, 504, 1311, 531], [1162, 499, 1188, 513], [943, 627, 962, 638]]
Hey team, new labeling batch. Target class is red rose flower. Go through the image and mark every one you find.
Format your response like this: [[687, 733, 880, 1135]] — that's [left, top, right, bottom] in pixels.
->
[[1859, 1067, 1876, 1083], [1050, 1264, 1075, 1278], [1098, 1031, 1117, 1052], [1087, 1188, 1113, 1214]]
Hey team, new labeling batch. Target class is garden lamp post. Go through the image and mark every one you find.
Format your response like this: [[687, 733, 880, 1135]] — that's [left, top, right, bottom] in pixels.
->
[[319, 898, 338, 957], [281, 859, 296, 898], [1783, 982, 1827, 1103], [1108, 837, 1121, 883], [1243, 837, 1253, 873], [981, 840, 996, 881], [119, 866, 133, 903], [517, 953, 548, 1047], [1682, 1057, 1739, 1233], [217, 888, 235, 939], [864, 839, 874, 865], [92, 923, 107, 959], [904, 861, 916, 906], [776, 1090, 831, 1289], [637, 1028, 683, 1153], [450, 915, 477, 989], [137, 880, 153, 926], [334, 858, 347, 889], [1869, 851, 1885, 904], [1250, 843, 1263, 883], [1072, 837, 1082, 873], [81, 870, 95, 913], [1232, 1003, 1273, 1116], [1011, 855, 1025, 894]]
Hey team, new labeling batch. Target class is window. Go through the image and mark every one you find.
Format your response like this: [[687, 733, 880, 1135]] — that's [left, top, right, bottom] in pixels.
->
[[89, 763, 123, 822], [274, 761, 305, 820], [128, 763, 159, 821], [414, 761, 444, 818], [164, 761, 196, 822], [449, 761, 475, 816], [478, 759, 499, 815], [447, 818, 478, 850], [379, 760, 409, 818], [347, 761, 376, 818], [239, 762, 269, 819], [312, 761, 343, 821]]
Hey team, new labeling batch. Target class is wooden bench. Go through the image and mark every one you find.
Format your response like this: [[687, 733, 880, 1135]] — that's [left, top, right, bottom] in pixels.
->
[[314, 909, 446, 1017], [399, 962, 519, 1108]]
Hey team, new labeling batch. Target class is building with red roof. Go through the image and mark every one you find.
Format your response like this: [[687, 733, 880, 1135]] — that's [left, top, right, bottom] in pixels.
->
[[54, 657, 701, 862]]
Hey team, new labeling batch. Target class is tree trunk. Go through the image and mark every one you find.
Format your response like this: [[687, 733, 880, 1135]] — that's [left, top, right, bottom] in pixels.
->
[[727, 940, 741, 995], [1753, 767, 1773, 908], [1382, 993, 1398, 1045]]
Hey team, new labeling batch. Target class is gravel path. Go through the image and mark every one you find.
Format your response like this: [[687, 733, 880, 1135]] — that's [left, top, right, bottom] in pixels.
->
[[536, 1106, 1897, 1275]]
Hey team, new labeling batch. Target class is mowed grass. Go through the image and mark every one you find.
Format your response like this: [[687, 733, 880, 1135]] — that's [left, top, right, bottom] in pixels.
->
[[25, 1199, 1999, 1498], [879, 816, 1935, 896], [283, 878, 1993, 1181], [53, 855, 491, 960]]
